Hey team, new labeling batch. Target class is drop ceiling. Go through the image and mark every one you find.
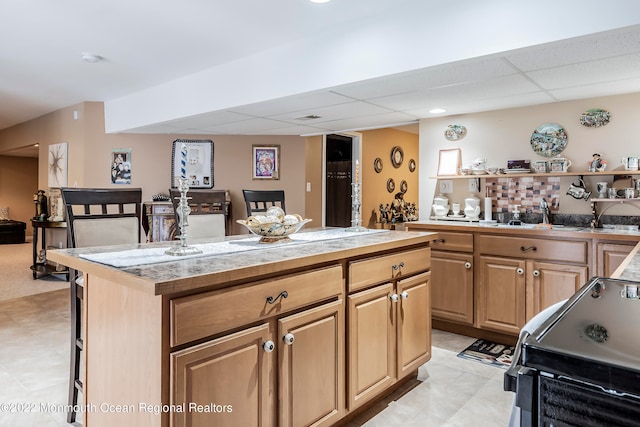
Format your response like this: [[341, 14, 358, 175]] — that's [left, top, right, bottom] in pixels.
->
[[2, 0, 640, 155]]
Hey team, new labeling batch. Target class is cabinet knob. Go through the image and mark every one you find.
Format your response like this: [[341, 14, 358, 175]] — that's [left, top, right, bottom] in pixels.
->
[[533, 270, 540, 277], [464, 262, 472, 269], [400, 291, 409, 299], [283, 333, 295, 345], [262, 340, 275, 353], [390, 293, 399, 302], [517, 267, 524, 275]]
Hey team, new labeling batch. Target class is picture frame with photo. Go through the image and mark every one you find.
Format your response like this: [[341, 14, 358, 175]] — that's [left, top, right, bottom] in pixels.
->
[[111, 148, 132, 184], [171, 139, 214, 188], [252, 145, 280, 180]]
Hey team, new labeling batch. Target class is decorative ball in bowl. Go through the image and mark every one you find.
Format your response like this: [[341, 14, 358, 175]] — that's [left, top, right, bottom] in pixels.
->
[[236, 207, 312, 243]]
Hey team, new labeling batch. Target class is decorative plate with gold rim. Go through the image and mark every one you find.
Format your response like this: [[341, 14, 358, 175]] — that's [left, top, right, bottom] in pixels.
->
[[373, 157, 383, 173], [444, 124, 467, 141], [530, 123, 567, 157], [391, 146, 403, 168]]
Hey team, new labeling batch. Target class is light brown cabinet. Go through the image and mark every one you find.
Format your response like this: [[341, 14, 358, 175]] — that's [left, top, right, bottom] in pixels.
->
[[596, 241, 636, 276], [430, 232, 474, 325], [347, 268, 431, 411], [476, 234, 588, 334]]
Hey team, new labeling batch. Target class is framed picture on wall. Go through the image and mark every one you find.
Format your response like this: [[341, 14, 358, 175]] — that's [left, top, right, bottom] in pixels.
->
[[437, 148, 462, 176], [171, 139, 214, 188], [48, 142, 68, 187], [252, 145, 280, 180], [111, 148, 132, 184]]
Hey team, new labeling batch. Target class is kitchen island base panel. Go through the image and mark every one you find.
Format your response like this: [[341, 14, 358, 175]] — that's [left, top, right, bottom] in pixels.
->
[[85, 274, 166, 427]]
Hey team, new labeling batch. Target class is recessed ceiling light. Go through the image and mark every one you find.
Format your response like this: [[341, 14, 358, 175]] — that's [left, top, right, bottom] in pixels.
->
[[429, 108, 447, 114], [81, 53, 103, 63], [309, 0, 331, 3]]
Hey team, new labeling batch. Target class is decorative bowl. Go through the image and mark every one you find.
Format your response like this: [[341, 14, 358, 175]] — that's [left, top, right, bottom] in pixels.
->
[[236, 213, 312, 243]]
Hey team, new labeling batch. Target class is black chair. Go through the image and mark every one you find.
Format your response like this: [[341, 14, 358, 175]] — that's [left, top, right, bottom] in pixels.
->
[[169, 189, 228, 237], [242, 189, 286, 216], [61, 187, 142, 423]]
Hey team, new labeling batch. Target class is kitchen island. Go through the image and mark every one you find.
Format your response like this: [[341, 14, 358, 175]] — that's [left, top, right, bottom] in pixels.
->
[[47, 227, 436, 427]]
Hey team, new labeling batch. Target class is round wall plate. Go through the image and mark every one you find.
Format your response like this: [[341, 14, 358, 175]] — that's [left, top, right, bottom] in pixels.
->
[[386, 178, 396, 193], [444, 124, 467, 141], [408, 158, 416, 172], [391, 146, 404, 168], [373, 157, 383, 173], [530, 123, 567, 157], [580, 108, 611, 127], [400, 180, 408, 193]]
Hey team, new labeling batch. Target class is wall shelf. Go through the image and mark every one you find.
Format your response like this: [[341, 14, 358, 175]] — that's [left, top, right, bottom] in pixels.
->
[[431, 170, 640, 180]]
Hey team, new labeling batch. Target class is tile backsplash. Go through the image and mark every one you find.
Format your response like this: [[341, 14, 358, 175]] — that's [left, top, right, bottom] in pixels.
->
[[486, 176, 561, 213]]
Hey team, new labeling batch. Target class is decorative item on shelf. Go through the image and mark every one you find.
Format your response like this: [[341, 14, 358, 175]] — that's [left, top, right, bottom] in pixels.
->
[[390, 146, 404, 168], [621, 156, 639, 171], [151, 193, 170, 201], [408, 158, 416, 173], [506, 159, 531, 173], [386, 178, 395, 193], [390, 192, 418, 223], [373, 157, 383, 173], [533, 160, 548, 173], [47, 188, 64, 222], [566, 177, 591, 201], [596, 182, 608, 198], [347, 160, 367, 232], [580, 108, 611, 127], [530, 123, 567, 157], [444, 124, 467, 141], [464, 194, 481, 220], [378, 203, 391, 224], [432, 194, 449, 219], [236, 207, 312, 242], [33, 190, 48, 221], [588, 153, 607, 172], [549, 157, 572, 173]]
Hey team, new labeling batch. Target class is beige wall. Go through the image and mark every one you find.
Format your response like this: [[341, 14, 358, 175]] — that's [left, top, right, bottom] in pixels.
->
[[419, 91, 640, 219], [0, 155, 38, 234], [0, 102, 307, 236]]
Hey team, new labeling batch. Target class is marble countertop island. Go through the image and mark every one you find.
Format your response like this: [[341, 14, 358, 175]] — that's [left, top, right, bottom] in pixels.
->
[[47, 227, 436, 296]]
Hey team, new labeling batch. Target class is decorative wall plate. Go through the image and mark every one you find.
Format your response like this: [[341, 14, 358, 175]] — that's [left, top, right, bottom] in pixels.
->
[[530, 123, 567, 157], [373, 157, 383, 173], [408, 158, 416, 172], [386, 178, 396, 193], [391, 146, 404, 168], [444, 124, 467, 141], [400, 180, 408, 193], [580, 108, 611, 127]]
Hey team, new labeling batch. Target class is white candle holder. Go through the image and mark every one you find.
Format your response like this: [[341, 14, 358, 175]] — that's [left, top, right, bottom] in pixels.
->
[[165, 178, 203, 256], [347, 182, 367, 232]]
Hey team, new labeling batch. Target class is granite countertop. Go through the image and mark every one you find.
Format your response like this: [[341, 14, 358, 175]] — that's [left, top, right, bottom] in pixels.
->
[[46, 227, 436, 296], [406, 220, 640, 241]]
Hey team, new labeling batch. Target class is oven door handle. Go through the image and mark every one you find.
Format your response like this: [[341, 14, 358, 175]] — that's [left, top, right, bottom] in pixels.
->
[[504, 330, 530, 392]]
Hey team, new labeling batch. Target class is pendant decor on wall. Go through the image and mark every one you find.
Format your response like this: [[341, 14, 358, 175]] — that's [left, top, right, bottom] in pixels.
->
[[530, 123, 567, 157], [580, 108, 611, 128], [444, 124, 467, 141], [386, 178, 396, 193], [391, 146, 404, 168], [408, 158, 416, 173], [373, 157, 383, 173]]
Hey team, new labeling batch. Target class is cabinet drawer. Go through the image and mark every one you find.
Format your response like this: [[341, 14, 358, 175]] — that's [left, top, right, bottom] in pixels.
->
[[171, 265, 343, 347], [349, 247, 430, 292], [431, 231, 473, 252], [477, 234, 587, 264]]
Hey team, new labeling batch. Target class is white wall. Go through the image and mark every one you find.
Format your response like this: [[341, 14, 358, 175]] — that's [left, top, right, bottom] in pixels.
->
[[419, 91, 640, 219]]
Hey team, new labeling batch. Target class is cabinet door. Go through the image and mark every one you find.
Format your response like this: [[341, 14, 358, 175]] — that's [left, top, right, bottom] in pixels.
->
[[278, 299, 344, 427], [171, 323, 274, 427], [596, 242, 635, 277], [347, 283, 395, 411], [477, 256, 526, 334], [397, 272, 431, 379], [430, 251, 473, 325], [527, 261, 587, 321]]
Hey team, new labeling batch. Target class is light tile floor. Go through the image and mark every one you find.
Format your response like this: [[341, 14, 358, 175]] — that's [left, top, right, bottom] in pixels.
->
[[0, 289, 514, 426]]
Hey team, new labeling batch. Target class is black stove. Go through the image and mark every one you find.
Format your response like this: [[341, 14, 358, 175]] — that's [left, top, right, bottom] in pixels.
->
[[505, 277, 640, 427]]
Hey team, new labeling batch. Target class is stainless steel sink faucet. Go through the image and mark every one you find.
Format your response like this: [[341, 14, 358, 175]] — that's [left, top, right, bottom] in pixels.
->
[[541, 198, 551, 224]]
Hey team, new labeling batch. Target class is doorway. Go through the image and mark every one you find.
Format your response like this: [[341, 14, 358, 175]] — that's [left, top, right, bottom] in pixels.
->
[[325, 134, 353, 227]]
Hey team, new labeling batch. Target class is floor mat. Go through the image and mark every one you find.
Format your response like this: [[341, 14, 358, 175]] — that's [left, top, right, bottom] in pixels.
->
[[457, 339, 515, 369]]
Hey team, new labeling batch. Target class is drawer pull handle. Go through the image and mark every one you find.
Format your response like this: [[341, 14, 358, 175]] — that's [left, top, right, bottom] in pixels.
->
[[400, 291, 409, 299], [392, 262, 405, 270], [520, 246, 537, 252], [434, 238, 445, 243], [263, 340, 275, 353], [533, 270, 540, 277], [390, 293, 399, 302], [283, 333, 295, 345], [266, 290, 288, 304], [464, 262, 472, 269], [517, 268, 524, 275]]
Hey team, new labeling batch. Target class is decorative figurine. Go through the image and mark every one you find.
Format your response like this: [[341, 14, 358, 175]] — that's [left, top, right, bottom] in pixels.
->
[[378, 203, 390, 224], [33, 190, 48, 221], [588, 152, 607, 172]]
